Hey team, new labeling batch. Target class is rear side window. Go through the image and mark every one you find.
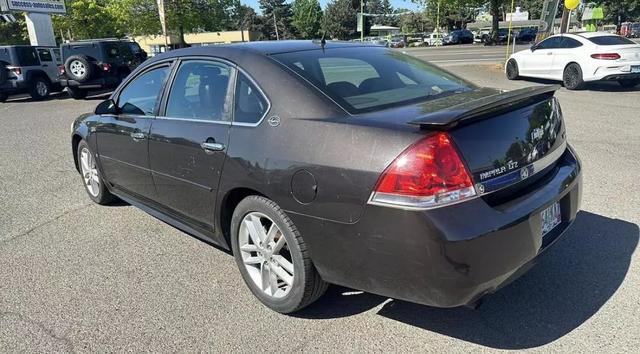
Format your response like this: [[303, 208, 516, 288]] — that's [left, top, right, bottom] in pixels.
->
[[588, 36, 635, 46], [165, 60, 232, 121], [537, 37, 562, 49], [118, 66, 170, 116], [273, 47, 473, 113], [234, 73, 268, 124], [37, 49, 53, 62], [104, 43, 120, 59]]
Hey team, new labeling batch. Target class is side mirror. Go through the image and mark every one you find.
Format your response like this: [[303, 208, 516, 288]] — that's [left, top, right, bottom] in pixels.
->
[[530, 43, 537, 52], [95, 99, 117, 115]]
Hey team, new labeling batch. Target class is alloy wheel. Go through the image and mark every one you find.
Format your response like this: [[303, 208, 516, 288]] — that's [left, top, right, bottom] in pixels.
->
[[36, 81, 48, 96], [238, 212, 295, 298], [80, 147, 100, 197], [70, 60, 86, 78]]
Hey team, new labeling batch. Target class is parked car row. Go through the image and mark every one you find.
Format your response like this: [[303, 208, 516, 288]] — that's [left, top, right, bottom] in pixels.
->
[[0, 38, 147, 102]]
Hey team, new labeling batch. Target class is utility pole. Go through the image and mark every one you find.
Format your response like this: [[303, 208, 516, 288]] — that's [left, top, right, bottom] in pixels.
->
[[157, 0, 169, 50], [273, 11, 279, 40], [361, 0, 364, 41]]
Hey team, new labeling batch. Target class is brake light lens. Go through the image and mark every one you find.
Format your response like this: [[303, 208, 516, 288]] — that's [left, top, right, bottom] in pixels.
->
[[369, 132, 476, 209], [11, 67, 21, 75], [102, 63, 111, 72], [58, 65, 65, 75], [591, 53, 620, 60]]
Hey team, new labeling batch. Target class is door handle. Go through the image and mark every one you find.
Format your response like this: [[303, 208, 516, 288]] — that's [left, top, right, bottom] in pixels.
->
[[130, 132, 146, 141], [546, 52, 553, 55], [201, 142, 225, 152]]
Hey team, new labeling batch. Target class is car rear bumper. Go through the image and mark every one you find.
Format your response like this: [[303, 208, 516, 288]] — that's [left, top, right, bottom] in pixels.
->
[[587, 62, 640, 81], [289, 145, 582, 308], [60, 76, 120, 89]]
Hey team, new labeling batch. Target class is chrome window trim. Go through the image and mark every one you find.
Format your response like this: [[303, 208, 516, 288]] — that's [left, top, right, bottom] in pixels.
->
[[231, 67, 272, 128], [155, 116, 232, 125], [160, 58, 236, 124]]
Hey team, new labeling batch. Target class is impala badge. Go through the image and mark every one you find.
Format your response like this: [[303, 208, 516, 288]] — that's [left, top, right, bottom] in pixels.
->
[[268, 116, 280, 127]]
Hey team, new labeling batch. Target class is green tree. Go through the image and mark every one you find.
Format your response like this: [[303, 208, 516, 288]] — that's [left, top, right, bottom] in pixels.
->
[[53, 0, 122, 40], [260, 0, 295, 40], [596, 0, 640, 26], [0, 14, 29, 45], [292, 0, 323, 39], [323, 0, 357, 39], [106, 0, 161, 37], [399, 10, 433, 34]]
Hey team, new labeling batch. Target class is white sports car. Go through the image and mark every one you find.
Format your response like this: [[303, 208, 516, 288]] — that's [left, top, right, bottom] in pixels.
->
[[506, 32, 640, 90]]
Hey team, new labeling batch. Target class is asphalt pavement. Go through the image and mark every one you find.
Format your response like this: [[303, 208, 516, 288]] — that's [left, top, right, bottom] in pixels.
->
[[0, 57, 639, 352]]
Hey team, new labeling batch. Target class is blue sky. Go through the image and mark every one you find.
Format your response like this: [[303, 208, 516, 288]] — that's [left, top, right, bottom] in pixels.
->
[[242, 0, 421, 12]]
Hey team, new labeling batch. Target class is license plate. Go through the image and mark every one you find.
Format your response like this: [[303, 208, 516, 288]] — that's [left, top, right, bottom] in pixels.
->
[[541, 202, 562, 237], [632, 66, 640, 73]]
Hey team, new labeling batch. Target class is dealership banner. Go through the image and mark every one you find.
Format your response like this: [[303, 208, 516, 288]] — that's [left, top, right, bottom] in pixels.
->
[[0, 0, 67, 14]]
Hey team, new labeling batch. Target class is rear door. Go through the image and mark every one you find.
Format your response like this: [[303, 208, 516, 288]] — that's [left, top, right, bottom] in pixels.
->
[[148, 59, 235, 227], [36, 48, 58, 82], [96, 63, 172, 200]]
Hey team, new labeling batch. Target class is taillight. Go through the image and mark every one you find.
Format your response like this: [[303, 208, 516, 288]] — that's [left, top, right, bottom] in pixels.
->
[[58, 65, 65, 75], [369, 132, 476, 209], [11, 67, 21, 75], [591, 53, 620, 60], [102, 63, 111, 71]]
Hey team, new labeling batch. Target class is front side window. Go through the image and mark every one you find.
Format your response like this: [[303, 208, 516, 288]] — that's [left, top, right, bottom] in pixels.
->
[[15, 47, 40, 66], [273, 47, 474, 113], [536, 37, 562, 50], [559, 38, 583, 49], [165, 60, 232, 121], [118, 66, 170, 116], [234, 73, 268, 124]]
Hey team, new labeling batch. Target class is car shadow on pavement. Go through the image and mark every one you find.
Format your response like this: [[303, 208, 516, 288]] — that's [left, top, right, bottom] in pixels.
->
[[297, 211, 638, 349], [519, 77, 640, 92]]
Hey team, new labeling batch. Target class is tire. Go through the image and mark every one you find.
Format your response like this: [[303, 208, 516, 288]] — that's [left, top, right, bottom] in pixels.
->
[[76, 140, 116, 205], [506, 59, 520, 80], [65, 55, 93, 83], [563, 63, 585, 90], [29, 77, 50, 100], [231, 196, 328, 313], [618, 79, 640, 88], [67, 86, 88, 99]]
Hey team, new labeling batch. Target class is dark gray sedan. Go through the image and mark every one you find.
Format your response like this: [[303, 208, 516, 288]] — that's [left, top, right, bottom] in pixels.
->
[[71, 41, 582, 313]]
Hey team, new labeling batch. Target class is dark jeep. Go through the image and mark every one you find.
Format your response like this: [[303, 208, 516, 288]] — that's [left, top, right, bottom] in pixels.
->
[[59, 39, 147, 99]]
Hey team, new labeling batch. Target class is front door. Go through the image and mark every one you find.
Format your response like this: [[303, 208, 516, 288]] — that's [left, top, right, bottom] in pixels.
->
[[96, 64, 172, 200], [523, 37, 562, 78], [148, 59, 234, 227]]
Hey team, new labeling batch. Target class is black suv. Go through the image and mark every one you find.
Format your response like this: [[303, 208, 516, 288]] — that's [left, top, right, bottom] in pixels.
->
[[443, 30, 474, 45], [0, 45, 62, 102], [59, 39, 147, 99]]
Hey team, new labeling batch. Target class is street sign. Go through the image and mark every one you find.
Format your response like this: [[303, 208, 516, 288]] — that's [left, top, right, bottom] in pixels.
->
[[0, 0, 66, 14]]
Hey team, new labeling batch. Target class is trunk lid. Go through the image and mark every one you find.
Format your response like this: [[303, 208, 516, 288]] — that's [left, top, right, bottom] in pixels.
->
[[404, 85, 566, 197], [595, 44, 640, 62]]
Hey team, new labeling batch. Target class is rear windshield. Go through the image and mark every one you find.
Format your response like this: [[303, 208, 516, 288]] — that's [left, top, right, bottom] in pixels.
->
[[273, 47, 474, 113], [588, 36, 635, 45]]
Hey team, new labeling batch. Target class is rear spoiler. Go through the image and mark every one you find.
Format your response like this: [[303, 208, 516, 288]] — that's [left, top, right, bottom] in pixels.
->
[[409, 85, 560, 129]]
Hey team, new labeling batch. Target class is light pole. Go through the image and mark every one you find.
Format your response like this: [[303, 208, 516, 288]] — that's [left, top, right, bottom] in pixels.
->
[[361, 0, 364, 41]]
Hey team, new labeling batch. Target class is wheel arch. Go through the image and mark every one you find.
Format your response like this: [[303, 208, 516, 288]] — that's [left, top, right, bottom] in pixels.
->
[[26, 69, 51, 83], [218, 187, 267, 251], [71, 133, 83, 173], [563, 61, 582, 73]]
